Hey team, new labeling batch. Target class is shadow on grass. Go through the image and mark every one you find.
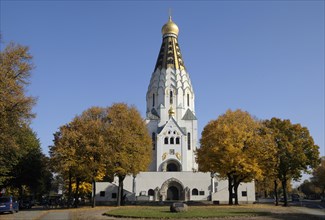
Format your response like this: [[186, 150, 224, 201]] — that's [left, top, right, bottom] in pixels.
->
[[104, 212, 325, 220], [265, 213, 325, 220]]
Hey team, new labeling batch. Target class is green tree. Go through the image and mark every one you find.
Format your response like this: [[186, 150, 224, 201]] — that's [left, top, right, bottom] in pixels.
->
[[264, 118, 320, 206], [105, 103, 152, 206], [0, 42, 36, 186], [7, 125, 51, 199], [311, 157, 325, 199], [197, 109, 275, 205], [299, 179, 320, 199]]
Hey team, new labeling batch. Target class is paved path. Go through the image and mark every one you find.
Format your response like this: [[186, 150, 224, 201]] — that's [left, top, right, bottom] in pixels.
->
[[0, 207, 109, 220]]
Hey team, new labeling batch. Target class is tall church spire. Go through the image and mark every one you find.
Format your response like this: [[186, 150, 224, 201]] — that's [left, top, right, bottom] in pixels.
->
[[154, 17, 186, 71], [146, 16, 198, 172]]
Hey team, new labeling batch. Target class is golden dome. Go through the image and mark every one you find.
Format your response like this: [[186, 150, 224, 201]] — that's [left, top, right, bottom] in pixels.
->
[[161, 16, 179, 37]]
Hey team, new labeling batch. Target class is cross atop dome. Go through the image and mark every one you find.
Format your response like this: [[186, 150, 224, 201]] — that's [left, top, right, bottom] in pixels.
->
[[161, 16, 179, 37]]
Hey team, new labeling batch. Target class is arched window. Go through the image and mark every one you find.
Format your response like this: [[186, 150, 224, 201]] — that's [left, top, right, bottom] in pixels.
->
[[187, 94, 190, 107], [170, 137, 174, 144], [152, 132, 156, 150], [152, 93, 155, 107], [148, 189, 154, 196], [187, 132, 191, 150], [176, 137, 180, 145], [192, 188, 198, 196], [170, 90, 173, 104], [164, 137, 168, 144]]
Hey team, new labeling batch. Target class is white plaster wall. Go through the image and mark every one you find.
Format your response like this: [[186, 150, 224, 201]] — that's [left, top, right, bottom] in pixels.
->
[[96, 173, 255, 203], [212, 180, 256, 204], [125, 172, 211, 201]]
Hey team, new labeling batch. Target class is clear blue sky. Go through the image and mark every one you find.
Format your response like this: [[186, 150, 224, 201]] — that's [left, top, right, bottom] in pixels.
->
[[1, 1, 324, 160]]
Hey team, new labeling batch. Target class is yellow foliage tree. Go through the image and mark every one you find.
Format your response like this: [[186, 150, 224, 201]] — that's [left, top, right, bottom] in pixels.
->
[[197, 109, 276, 205], [105, 103, 152, 206], [50, 104, 151, 207], [50, 107, 110, 207]]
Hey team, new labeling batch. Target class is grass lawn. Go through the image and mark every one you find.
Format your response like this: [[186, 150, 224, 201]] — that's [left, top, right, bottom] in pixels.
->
[[104, 205, 268, 218]]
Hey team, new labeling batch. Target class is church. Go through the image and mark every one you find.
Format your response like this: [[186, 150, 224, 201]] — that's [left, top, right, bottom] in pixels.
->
[[95, 17, 255, 204]]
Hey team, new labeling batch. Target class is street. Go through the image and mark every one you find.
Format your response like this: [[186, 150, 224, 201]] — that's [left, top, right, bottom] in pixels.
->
[[292, 200, 325, 209], [0, 207, 110, 220]]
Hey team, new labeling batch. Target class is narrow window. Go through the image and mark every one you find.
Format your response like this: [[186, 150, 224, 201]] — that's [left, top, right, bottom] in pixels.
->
[[100, 191, 105, 197], [170, 90, 173, 104], [152, 132, 156, 150], [152, 93, 155, 107], [242, 191, 247, 197], [192, 188, 198, 196], [187, 132, 191, 150], [164, 137, 168, 144], [176, 137, 180, 144], [187, 94, 190, 107], [170, 137, 174, 144]]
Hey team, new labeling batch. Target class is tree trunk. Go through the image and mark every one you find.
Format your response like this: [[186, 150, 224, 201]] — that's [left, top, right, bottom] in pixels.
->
[[19, 185, 23, 201], [67, 170, 72, 208], [281, 178, 288, 207], [274, 180, 279, 206], [227, 174, 233, 205], [234, 180, 239, 205], [117, 175, 125, 206], [74, 178, 80, 208], [92, 179, 96, 208]]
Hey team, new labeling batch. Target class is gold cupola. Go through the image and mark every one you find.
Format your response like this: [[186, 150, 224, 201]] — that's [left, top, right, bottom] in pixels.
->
[[161, 16, 179, 37], [168, 106, 175, 117], [154, 16, 186, 71]]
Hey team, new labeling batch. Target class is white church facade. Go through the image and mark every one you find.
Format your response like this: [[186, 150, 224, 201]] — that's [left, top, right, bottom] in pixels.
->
[[95, 17, 255, 204]]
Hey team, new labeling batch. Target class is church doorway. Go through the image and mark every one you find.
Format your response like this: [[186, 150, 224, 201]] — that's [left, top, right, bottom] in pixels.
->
[[167, 186, 179, 200], [160, 178, 184, 201]]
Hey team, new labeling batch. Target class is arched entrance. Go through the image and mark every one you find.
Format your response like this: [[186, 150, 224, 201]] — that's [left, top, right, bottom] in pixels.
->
[[167, 163, 178, 171], [160, 178, 185, 201], [167, 186, 179, 200], [163, 159, 182, 172]]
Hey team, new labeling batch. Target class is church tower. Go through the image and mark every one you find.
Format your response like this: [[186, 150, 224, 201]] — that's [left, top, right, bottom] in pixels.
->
[[146, 16, 198, 172]]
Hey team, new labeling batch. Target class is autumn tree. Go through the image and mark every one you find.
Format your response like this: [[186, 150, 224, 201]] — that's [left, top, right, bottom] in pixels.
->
[[50, 124, 81, 207], [197, 109, 276, 205], [311, 157, 325, 199], [50, 107, 110, 207], [264, 118, 320, 206], [73, 107, 111, 207], [0, 42, 36, 186], [105, 103, 151, 206]]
